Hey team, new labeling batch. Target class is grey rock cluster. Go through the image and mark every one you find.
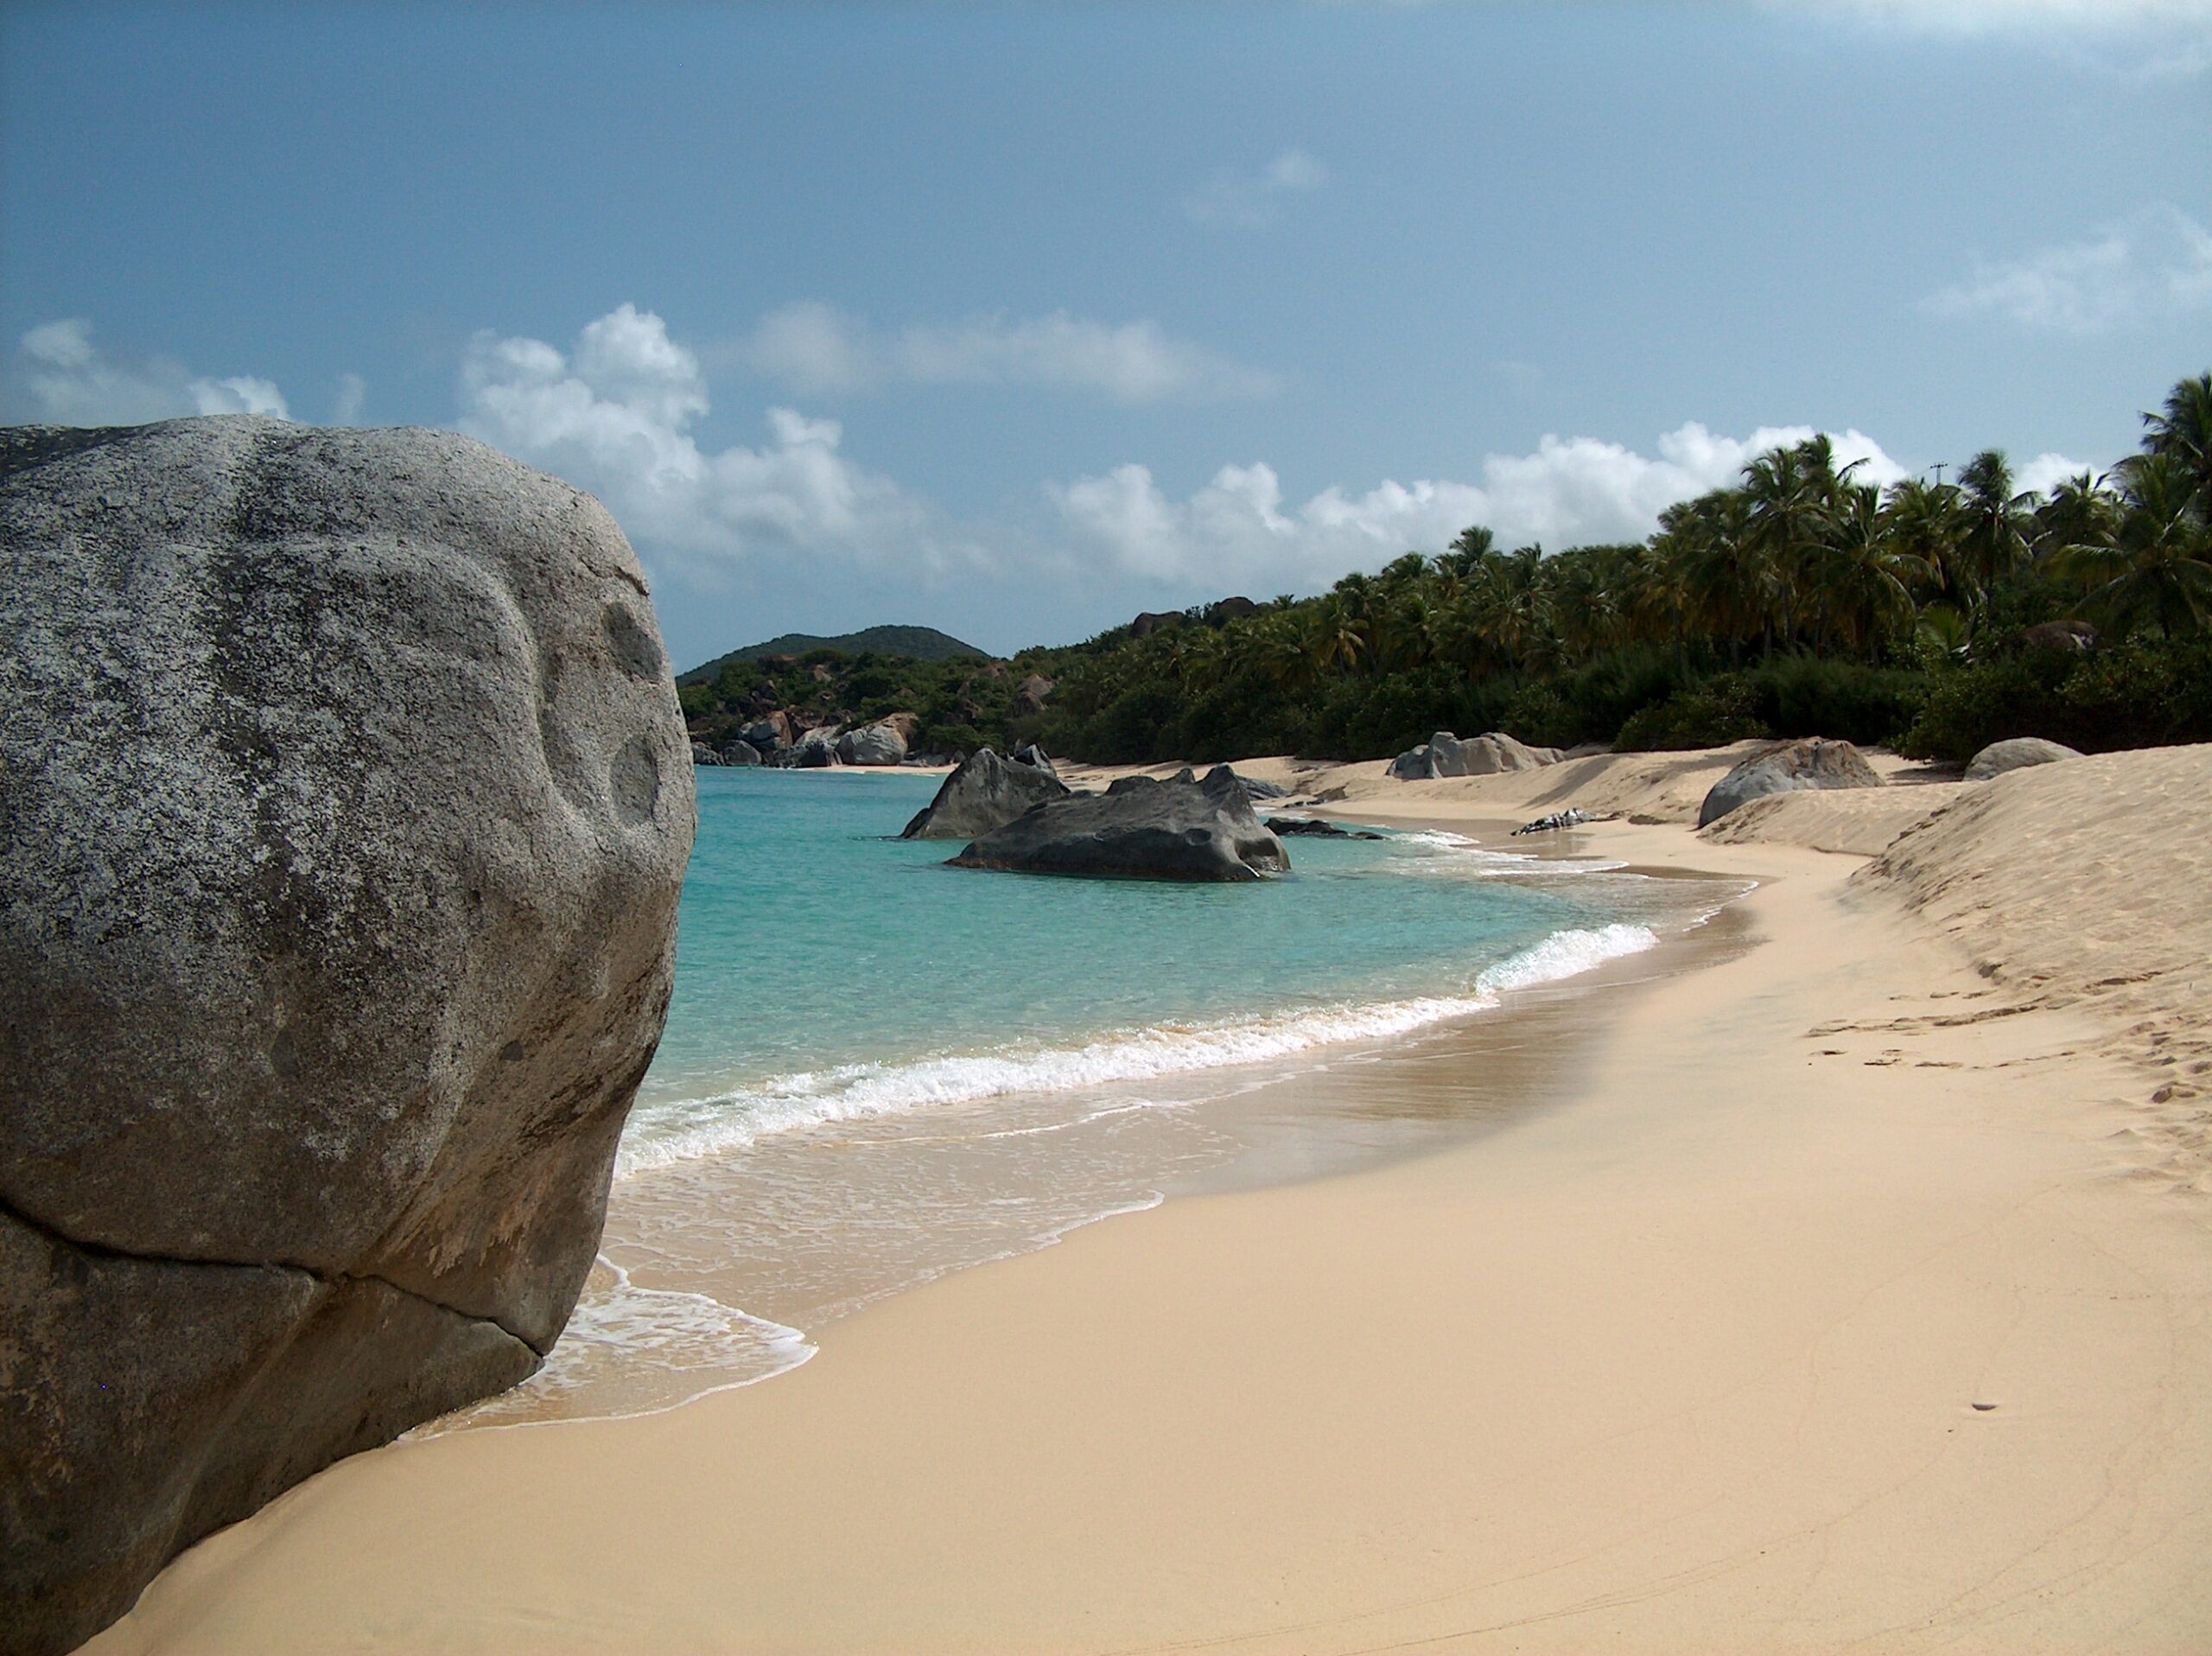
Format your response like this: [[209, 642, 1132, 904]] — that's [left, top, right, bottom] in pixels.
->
[[901, 746, 1071, 839], [951, 766, 1289, 882], [1696, 737, 1882, 826], [1387, 730, 1560, 780], [0, 417, 693, 1654]]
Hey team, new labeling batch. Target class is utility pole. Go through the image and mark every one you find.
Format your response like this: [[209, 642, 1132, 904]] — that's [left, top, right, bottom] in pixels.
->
[[1931, 462, 1947, 489]]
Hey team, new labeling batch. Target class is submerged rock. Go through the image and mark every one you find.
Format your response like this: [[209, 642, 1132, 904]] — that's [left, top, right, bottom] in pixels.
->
[[951, 765, 1289, 881], [0, 417, 694, 1655], [1269, 816, 1384, 839], [900, 746, 1072, 839], [1696, 737, 1882, 826], [1965, 736, 2081, 782]]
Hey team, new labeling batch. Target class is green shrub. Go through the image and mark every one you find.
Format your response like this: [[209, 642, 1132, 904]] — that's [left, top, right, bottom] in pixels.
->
[[1615, 675, 1770, 751]]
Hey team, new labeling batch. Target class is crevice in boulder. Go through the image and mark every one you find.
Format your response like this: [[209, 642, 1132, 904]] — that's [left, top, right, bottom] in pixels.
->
[[0, 1190, 550, 1358]]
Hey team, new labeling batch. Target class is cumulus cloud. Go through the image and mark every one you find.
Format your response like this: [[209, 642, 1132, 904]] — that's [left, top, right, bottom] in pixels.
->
[[1050, 422, 1909, 590], [1924, 204, 2212, 333], [2013, 450, 2101, 494], [459, 303, 980, 583], [733, 300, 1279, 402], [8, 318, 289, 424], [332, 372, 367, 424], [1183, 148, 1330, 228], [1796, 0, 2212, 33]]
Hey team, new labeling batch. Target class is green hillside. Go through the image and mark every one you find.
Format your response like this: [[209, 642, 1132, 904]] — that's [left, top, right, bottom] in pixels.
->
[[677, 625, 989, 684]]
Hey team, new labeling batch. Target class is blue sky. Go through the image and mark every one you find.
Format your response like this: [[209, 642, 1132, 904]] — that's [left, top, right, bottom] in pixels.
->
[[4, 2, 2209, 668]]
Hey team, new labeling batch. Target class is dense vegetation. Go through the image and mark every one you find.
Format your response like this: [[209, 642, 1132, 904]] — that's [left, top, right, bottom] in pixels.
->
[[681, 373, 2212, 767]]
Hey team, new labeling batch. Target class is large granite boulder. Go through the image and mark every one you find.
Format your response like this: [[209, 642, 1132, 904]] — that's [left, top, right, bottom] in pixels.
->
[[0, 417, 695, 1655], [791, 728, 838, 767], [718, 738, 763, 767], [740, 713, 791, 753], [836, 720, 909, 767], [1388, 730, 1557, 780], [951, 765, 1289, 882], [1696, 737, 1882, 826], [1965, 736, 2081, 782], [691, 739, 725, 766], [900, 746, 1072, 839]]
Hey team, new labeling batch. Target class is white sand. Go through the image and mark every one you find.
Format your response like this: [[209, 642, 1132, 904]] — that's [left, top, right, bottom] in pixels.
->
[[86, 744, 2212, 1654]]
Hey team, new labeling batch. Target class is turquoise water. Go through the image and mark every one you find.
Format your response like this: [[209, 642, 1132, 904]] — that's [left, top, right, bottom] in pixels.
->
[[444, 767, 1737, 1430], [625, 767, 1656, 1175]]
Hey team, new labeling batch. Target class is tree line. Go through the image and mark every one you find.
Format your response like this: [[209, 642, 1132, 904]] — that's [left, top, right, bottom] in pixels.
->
[[1030, 372, 2212, 766]]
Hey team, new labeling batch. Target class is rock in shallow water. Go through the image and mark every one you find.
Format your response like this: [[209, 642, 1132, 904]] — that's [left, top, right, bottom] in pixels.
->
[[900, 746, 1071, 839], [951, 765, 1289, 881], [0, 417, 694, 1655]]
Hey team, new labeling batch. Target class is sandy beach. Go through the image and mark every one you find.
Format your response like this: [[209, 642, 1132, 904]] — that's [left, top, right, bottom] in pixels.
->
[[86, 743, 2212, 1654]]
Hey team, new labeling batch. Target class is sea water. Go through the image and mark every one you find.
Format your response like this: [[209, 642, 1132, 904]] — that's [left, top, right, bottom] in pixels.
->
[[439, 767, 1743, 1430]]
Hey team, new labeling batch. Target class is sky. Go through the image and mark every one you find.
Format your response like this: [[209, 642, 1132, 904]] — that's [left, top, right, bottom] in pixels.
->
[[3, 2, 2209, 669]]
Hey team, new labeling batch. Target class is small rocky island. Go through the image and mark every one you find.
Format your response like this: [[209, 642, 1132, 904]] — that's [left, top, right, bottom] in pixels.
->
[[951, 765, 1290, 882], [0, 417, 695, 1654]]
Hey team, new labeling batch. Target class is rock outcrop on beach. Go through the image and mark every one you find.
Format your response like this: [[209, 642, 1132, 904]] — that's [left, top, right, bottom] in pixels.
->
[[900, 746, 1072, 839], [791, 729, 838, 767], [951, 766, 1289, 882], [0, 417, 695, 1656], [836, 719, 910, 767], [1965, 736, 2081, 781], [1696, 737, 1882, 826], [1388, 731, 1560, 780]]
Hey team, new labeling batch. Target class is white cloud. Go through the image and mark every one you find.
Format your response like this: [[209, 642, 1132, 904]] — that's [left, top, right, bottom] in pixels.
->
[[1183, 147, 1330, 228], [1925, 204, 2212, 333], [1793, 0, 2212, 34], [332, 372, 367, 424], [460, 303, 982, 584], [1050, 422, 1910, 590], [732, 300, 1279, 403], [9, 318, 289, 424], [2014, 450, 2100, 495]]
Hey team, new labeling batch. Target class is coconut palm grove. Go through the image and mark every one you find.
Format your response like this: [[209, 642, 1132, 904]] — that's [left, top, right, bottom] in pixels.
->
[[678, 371, 2212, 768]]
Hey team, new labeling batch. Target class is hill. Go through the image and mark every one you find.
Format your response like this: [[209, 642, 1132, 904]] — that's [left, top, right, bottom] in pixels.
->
[[678, 625, 989, 684]]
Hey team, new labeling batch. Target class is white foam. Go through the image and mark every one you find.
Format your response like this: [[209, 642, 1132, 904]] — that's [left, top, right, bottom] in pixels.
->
[[420, 1257, 816, 1432], [616, 922, 1658, 1179]]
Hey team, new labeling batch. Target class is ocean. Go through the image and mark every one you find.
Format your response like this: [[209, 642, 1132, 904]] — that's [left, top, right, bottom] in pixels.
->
[[439, 767, 1744, 1430]]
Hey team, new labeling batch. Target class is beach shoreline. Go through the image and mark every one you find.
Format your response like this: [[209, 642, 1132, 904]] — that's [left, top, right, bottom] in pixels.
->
[[86, 746, 2212, 1654]]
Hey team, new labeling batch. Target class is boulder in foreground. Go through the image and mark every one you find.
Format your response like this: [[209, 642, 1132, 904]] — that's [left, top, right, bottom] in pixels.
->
[[951, 765, 1289, 881], [1965, 736, 2081, 782], [0, 417, 694, 1656], [901, 746, 1071, 839], [1696, 737, 1881, 826]]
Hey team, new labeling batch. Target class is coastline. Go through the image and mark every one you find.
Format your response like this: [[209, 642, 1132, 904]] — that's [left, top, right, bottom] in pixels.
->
[[87, 747, 2212, 1653]]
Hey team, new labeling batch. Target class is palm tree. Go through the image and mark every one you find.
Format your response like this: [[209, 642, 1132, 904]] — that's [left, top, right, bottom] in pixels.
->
[[1883, 476, 1972, 616], [1956, 449, 2035, 607], [2032, 471, 2120, 562], [2051, 452, 2212, 639], [1809, 484, 1929, 655], [2142, 371, 2212, 513]]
